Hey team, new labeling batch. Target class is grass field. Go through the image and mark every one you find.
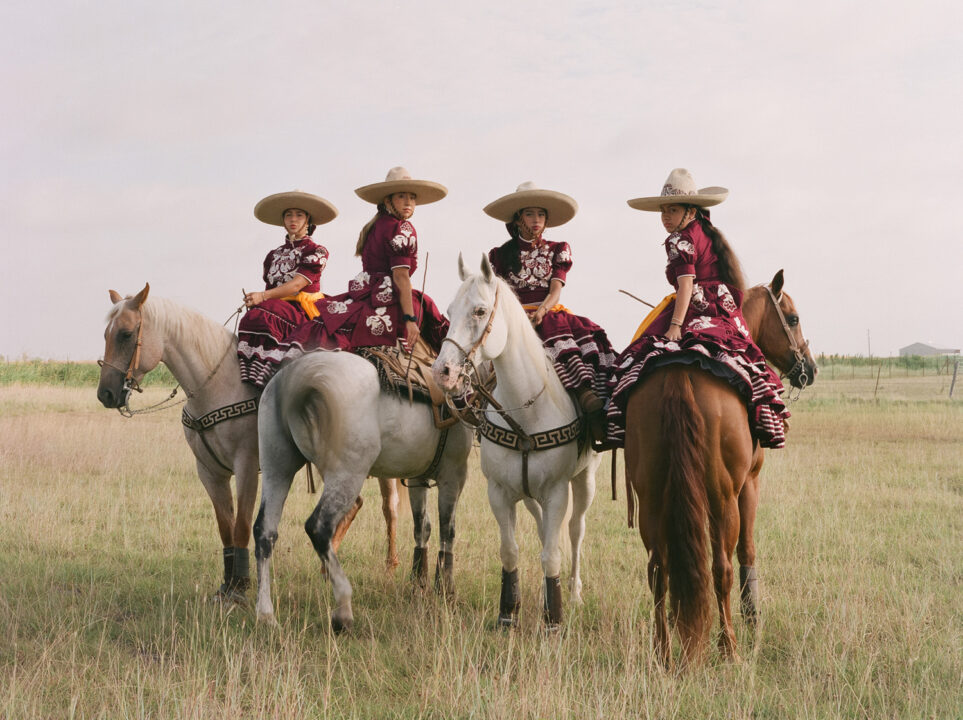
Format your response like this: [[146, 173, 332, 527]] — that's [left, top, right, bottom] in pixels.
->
[[1, 368, 961, 718]]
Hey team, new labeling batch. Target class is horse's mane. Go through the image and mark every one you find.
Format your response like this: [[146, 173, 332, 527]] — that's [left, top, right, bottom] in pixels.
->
[[109, 296, 236, 369]]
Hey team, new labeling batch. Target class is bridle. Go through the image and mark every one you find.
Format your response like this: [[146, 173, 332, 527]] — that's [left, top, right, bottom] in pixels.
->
[[98, 311, 146, 404], [764, 285, 812, 399]]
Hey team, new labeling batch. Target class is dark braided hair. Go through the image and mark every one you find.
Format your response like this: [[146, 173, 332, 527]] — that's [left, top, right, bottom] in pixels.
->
[[693, 207, 745, 290]]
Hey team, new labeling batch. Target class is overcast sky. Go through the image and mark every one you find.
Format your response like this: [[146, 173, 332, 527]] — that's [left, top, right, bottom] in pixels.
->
[[2, 0, 960, 361]]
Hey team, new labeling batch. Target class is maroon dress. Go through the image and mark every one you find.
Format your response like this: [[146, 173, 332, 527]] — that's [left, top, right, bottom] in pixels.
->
[[237, 235, 340, 387], [606, 220, 789, 448], [489, 236, 616, 401], [288, 211, 449, 353]]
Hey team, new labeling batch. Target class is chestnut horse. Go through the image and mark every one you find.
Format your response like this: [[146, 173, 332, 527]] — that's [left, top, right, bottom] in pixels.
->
[[624, 270, 816, 667], [96, 284, 406, 604]]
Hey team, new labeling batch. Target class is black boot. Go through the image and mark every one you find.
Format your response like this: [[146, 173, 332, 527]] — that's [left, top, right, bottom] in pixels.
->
[[498, 568, 521, 628], [543, 575, 563, 628]]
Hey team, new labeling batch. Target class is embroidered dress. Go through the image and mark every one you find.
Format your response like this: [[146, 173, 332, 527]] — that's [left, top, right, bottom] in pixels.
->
[[289, 211, 449, 353], [488, 237, 616, 401], [237, 235, 339, 387], [606, 221, 789, 448]]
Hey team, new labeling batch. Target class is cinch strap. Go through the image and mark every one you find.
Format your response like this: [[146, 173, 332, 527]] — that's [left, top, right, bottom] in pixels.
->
[[630, 293, 676, 343], [280, 291, 325, 319]]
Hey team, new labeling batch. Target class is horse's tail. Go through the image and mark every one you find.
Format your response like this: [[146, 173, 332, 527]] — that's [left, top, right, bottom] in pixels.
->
[[272, 354, 346, 472], [660, 369, 712, 654]]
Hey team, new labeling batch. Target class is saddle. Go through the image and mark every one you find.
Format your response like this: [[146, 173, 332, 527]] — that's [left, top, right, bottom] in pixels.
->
[[357, 338, 459, 429]]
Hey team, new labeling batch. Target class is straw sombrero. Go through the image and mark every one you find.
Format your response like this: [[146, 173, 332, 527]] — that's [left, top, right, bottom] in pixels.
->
[[483, 182, 578, 227], [354, 166, 448, 205], [254, 190, 338, 226], [627, 169, 728, 212]]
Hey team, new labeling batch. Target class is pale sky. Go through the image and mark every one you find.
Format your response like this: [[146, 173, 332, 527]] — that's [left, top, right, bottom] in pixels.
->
[[2, 0, 961, 361]]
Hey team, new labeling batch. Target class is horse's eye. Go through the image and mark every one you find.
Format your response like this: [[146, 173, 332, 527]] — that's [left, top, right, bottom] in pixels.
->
[[473, 307, 487, 318], [786, 315, 799, 327], [118, 330, 133, 341]]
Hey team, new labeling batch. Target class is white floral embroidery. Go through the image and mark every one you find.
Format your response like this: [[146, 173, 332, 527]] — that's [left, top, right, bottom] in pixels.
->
[[366, 307, 393, 335], [689, 316, 715, 331], [327, 299, 351, 314], [349, 271, 370, 292], [676, 239, 695, 256], [266, 246, 301, 286], [691, 283, 708, 311], [734, 315, 750, 337], [389, 221, 416, 253], [665, 232, 682, 260], [717, 284, 737, 313], [375, 276, 393, 304], [556, 246, 572, 263], [508, 243, 555, 290]]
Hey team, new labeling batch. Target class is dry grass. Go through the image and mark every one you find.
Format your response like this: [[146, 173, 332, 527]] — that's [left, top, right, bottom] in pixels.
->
[[1, 380, 961, 719]]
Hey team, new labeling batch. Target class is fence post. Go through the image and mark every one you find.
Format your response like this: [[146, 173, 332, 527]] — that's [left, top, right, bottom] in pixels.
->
[[950, 359, 959, 399]]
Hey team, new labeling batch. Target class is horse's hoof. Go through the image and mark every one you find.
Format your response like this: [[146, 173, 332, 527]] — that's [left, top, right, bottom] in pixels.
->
[[496, 614, 518, 630], [256, 612, 279, 628], [330, 615, 353, 635], [214, 585, 249, 608]]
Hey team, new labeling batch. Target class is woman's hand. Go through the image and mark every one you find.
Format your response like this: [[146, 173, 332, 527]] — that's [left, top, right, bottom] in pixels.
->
[[404, 319, 421, 349], [244, 291, 265, 308], [530, 304, 549, 327], [666, 324, 683, 342]]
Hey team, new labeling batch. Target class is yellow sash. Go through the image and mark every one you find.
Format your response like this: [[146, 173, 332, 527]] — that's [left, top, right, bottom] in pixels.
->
[[522, 303, 570, 314], [281, 291, 325, 320], [630, 293, 675, 343]]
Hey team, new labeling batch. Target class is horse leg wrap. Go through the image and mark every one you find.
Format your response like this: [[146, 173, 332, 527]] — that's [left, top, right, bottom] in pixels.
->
[[434, 550, 454, 597], [217, 547, 235, 595], [740, 565, 759, 624], [543, 575, 563, 627], [231, 547, 251, 592], [411, 547, 429, 589], [498, 569, 520, 628]]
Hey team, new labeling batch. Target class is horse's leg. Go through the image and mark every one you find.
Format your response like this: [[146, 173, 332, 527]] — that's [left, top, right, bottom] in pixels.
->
[[303, 472, 366, 633], [330, 493, 364, 556], [193, 461, 239, 599], [488, 480, 520, 628], [378, 477, 401, 572], [737, 448, 764, 627], [522, 496, 544, 544], [539, 480, 571, 628], [710, 491, 742, 661], [433, 460, 468, 599], [408, 484, 431, 591], [229, 450, 260, 599], [567, 453, 600, 604]]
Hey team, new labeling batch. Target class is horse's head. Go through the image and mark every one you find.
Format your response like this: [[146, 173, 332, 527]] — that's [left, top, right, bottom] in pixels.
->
[[97, 283, 164, 409], [743, 270, 817, 389], [432, 253, 511, 396]]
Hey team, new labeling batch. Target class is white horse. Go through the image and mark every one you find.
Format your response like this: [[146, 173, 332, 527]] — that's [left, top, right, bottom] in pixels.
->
[[96, 284, 404, 603], [253, 347, 474, 631], [432, 255, 601, 628]]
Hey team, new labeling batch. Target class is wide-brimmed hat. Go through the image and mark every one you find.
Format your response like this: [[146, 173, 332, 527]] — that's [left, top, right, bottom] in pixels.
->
[[254, 190, 338, 226], [354, 166, 448, 205], [483, 182, 578, 227], [627, 169, 728, 212]]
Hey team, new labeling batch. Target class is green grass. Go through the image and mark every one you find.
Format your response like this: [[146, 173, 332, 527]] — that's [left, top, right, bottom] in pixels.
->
[[0, 375, 960, 719]]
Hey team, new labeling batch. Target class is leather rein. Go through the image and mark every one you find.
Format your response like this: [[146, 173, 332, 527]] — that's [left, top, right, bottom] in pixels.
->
[[440, 285, 585, 497]]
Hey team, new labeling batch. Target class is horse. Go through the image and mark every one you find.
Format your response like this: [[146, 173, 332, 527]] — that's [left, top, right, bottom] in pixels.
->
[[623, 269, 817, 668], [432, 254, 601, 629], [253, 342, 475, 632], [96, 283, 406, 604]]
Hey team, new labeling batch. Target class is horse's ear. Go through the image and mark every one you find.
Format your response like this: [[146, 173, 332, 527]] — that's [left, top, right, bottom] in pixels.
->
[[109, 289, 122, 304], [480, 253, 494, 282], [770, 269, 785, 298], [132, 282, 150, 309], [458, 252, 470, 281]]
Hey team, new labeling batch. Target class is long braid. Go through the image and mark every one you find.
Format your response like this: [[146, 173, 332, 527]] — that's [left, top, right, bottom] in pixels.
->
[[695, 208, 745, 291]]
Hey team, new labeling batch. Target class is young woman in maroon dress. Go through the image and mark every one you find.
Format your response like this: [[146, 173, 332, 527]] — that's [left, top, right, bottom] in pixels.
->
[[606, 168, 790, 448], [237, 190, 341, 388], [484, 182, 616, 441], [305, 167, 450, 353]]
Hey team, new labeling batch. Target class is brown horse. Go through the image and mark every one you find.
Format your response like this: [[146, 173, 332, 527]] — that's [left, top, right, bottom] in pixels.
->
[[624, 270, 816, 668]]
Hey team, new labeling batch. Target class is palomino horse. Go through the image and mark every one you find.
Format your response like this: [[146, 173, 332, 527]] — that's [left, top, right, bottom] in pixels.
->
[[96, 284, 406, 603], [432, 254, 601, 628], [624, 269, 816, 667], [253, 347, 475, 632]]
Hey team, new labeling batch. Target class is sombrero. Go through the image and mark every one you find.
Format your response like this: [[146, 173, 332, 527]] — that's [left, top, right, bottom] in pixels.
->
[[627, 168, 728, 211], [254, 190, 338, 226], [483, 181, 578, 227], [354, 166, 448, 205]]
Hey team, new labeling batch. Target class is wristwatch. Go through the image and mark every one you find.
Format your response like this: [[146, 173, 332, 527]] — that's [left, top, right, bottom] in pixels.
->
[[402, 313, 418, 323]]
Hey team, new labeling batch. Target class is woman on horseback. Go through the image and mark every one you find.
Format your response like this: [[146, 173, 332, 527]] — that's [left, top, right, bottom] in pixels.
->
[[307, 167, 450, 353], [237, 190, 342, 388], [606, 168, 790, 447], [484, 182, 617, 442]]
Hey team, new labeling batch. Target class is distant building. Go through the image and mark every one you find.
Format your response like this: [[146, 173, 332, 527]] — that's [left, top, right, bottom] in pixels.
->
[[899, 342, 960, 357]]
